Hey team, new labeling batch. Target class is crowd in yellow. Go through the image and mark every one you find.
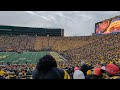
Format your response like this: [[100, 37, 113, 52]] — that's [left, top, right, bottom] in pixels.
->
[[0, 33, 119, 79], [61, 33, 120, 67]]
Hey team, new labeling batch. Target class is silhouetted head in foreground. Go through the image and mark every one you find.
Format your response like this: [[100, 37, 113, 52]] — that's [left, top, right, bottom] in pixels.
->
[[32, 54, 71, 79], [36, 55, 57, 73]]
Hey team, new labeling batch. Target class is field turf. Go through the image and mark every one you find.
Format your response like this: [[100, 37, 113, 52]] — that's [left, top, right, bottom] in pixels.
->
[[0, 51, 49, 64]]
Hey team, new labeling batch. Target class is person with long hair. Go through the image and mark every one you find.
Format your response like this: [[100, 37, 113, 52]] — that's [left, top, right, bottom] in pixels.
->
[[32, 55, 70, 79]]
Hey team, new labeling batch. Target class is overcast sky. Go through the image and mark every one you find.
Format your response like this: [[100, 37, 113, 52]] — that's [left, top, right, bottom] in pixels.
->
[[0, 11, 120, 36]]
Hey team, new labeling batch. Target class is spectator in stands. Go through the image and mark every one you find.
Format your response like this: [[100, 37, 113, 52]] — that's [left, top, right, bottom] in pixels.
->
[[32, 55, 70, 79], [104, 64, 120, 79], [73, 67, 85, 79], [67, 65, 74, 79], [80, 61, 93, 76], [85, 70, 93, 79], [94, 68, 103, 79], [0, 69, 6, 79], [0, 68, 6, 79]]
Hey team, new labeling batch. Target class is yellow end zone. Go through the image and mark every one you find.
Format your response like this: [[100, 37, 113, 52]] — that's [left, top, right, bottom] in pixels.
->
[[49, 52, 63, 62]]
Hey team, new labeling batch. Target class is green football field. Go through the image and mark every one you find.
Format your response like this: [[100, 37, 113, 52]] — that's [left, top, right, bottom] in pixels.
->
[[0, 51, 49, 64]]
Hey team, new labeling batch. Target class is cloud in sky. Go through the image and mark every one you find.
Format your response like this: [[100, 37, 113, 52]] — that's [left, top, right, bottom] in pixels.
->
[[0, 11, 120, 36]]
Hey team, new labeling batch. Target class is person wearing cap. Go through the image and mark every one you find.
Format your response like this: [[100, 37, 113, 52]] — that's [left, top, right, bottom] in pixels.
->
[[73, 67, 85, 79], [32, 55, 70, 79], [105, 64, 120, 79]]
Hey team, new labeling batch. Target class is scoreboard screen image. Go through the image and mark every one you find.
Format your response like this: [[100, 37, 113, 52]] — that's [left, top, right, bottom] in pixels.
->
[[95, 16, 120, 34]]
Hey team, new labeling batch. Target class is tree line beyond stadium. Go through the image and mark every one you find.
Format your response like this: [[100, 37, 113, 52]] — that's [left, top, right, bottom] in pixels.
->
[[0, 25, 64, 36]]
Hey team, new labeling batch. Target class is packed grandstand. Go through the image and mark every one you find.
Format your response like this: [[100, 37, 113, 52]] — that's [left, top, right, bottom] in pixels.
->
[[0, 16, 120, 79]]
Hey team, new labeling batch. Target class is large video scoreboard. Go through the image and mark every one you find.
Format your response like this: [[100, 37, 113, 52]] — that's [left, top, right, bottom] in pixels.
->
[[95, 16, 120, 34]]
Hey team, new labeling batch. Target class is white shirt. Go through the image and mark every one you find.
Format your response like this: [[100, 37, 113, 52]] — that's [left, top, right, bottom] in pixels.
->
[[73, 70, 85, 79]]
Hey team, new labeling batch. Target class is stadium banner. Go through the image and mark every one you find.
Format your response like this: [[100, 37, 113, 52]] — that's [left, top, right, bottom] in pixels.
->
[[95, 16, 120, 34]]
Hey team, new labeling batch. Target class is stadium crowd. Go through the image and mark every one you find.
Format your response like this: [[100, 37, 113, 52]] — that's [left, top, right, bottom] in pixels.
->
[[61, 33, 120, 67], [0, 54, 120, 79], [0, 33, 120, 79], [0, 35, 35, 52], [0, 35, 92, 52], [0, 64, 35, 79]]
